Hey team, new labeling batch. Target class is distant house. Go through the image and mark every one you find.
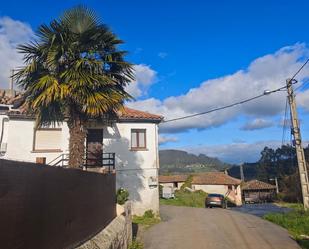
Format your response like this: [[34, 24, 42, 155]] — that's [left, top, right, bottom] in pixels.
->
[[191, 172, 242, 206], [159, 172, 242, 206], [159, 175, 188, 190], [242, 180, 277, 203], [0, 90, 163, 215]]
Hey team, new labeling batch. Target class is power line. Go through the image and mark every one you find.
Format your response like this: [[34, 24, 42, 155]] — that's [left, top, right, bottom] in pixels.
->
[[290, 58, 309, 82], [291, 58, 309, 94], [162, 86, 286, 123], [295, 80, 309, 94], [162, 59, 309, 124]]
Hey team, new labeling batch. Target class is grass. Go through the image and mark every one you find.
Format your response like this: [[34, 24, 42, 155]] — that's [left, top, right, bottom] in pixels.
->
[[160, 190, 208, 208], [128, 239, 144, 249], [264, 203, 309, 249], [132, 210, 161, 229]]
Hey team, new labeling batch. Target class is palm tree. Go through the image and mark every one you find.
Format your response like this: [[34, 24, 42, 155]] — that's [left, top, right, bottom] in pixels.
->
[[15, 6, 134, 168]]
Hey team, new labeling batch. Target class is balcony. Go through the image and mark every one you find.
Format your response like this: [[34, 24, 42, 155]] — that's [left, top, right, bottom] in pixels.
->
[[48, 152, 116, 172]]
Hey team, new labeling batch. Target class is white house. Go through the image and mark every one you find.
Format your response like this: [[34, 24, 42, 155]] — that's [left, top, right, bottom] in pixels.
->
[[191, 172, 242, 206], [0, 91, 163, 215], [159, 172, 242, 206]]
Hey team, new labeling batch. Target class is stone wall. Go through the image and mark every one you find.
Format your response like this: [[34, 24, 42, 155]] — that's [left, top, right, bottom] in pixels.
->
[[77, 202, 132, 249]]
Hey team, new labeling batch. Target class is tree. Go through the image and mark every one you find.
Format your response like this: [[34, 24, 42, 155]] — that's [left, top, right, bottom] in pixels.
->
[[15, 6, 134, 168]]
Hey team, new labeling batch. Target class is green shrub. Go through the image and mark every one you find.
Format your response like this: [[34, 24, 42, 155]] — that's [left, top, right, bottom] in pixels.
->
[[116, 188, 129, 205], [129, 240, 143, 249], [180, 175, 193, 190], [160, 189, 207, 208], [143, 210, 155, 218], [132, 210, 160, 228]]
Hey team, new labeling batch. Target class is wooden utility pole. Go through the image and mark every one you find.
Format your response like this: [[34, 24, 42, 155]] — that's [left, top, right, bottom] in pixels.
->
[[240, 163, 245, 182], [286, 79, 309, 210], [275, 177, 279, 194]]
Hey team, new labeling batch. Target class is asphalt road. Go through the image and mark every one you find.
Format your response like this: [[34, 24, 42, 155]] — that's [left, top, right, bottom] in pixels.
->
[[143, 205, 300, 249]]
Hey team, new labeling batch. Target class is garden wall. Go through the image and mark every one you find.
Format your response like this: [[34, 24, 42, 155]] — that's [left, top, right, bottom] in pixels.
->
[[0, 159, 116, 249]]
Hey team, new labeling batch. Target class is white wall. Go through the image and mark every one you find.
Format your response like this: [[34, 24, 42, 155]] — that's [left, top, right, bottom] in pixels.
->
[[193, 184, 242, 206], [160, 182, 184, 190], [0, 115, 160, 215], [2, 118, 69, 163], [193, 184, 228, 194], [103, 122, 159, 215]]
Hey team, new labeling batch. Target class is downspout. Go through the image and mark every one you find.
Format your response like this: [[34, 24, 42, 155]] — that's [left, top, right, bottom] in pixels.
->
[[0, 116, 9, 155], [155, 124, 159, 169]]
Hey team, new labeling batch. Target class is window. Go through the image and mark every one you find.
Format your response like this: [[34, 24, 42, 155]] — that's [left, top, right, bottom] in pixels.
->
[[33, 128, 62, 152], [131, 129, 146, 150]]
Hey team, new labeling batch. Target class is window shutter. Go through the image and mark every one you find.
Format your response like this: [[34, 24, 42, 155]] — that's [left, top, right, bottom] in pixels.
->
[[131, 131, 138, 148], [138, 131, 145, 148], [34, 129, 62, 151]]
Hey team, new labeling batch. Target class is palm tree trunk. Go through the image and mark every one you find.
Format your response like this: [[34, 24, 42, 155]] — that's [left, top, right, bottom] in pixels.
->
[[67, 116, 86, 168]]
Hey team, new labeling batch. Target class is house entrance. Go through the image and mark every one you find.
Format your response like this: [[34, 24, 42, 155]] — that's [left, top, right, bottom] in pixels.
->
[[86, 129, 103, 167]]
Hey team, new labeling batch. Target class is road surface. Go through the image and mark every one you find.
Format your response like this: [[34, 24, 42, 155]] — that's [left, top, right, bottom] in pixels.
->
[[231, 203, 291, 217], [143, 205, 300, 249]]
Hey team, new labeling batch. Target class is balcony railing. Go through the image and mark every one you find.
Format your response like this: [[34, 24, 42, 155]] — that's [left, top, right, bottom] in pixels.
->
[[48, 152, 116, 172]]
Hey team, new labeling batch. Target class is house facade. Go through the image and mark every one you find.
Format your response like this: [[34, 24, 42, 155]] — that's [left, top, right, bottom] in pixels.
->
[[242, 179, 277, 203], [159, 175, 188, 190], [0, 91, 163, 215], [191, 172, 242, 206], [159, 172, 242, 206]]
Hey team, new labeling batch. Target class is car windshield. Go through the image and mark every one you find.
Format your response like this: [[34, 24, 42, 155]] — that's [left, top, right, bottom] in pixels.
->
[[208, 194, 223, 198]]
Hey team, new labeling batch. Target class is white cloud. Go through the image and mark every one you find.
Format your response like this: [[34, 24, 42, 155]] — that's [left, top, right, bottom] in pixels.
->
[[126, 64, 157, 98], [0, 17, 34, 89], [298, 89, 309, 111], [158, 135, 178, 145], [241, 118, 274, 130], [128, 44, 309, 133], [158, 52, 168, 59]]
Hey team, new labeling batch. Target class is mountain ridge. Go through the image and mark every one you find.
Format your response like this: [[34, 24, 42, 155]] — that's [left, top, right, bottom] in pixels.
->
[[159, 149, 231, 174]]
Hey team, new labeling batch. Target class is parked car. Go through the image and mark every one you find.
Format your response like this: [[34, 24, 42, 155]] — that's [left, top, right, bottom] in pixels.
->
[[205, 193, 226, 208]]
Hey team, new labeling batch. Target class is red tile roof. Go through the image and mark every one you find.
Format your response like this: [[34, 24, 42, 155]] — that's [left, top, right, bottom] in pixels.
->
[[117, 107, 163, 122], [0, 91, 163, 122], [159, 175, 188, 183], [191, 172, 241, 185], [159, 172, 241, 186], [242, 180, 276, 190]]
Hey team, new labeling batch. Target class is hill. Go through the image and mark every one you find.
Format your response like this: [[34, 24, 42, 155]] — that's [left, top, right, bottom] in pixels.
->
[[159, 149, 231, 174]]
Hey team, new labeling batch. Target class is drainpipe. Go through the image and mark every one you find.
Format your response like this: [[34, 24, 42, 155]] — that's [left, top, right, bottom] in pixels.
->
[[0, 116, 9, 155]]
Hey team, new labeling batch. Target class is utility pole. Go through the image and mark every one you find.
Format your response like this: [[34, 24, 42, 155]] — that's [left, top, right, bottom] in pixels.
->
[[275, 177, 279, 194], [286, 79, 309, 210], [270, 177, 279, 194], [240, 163, 245, 182]]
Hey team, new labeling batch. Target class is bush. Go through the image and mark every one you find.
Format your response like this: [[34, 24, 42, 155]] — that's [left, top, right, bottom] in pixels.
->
[[116, 188, 129, 205], [132, 210, 160, 228], [180, 175, 193, 190], [160, 189, 207, 208], [143, 210, 155, 219], [129, 240, 143, 249]]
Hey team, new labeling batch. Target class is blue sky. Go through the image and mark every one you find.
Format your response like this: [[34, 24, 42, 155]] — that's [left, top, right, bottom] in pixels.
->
[[1, 0, 309, 163]]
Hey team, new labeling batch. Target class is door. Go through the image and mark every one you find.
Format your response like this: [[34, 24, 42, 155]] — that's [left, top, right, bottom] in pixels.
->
[[86, 129, 103, 167]]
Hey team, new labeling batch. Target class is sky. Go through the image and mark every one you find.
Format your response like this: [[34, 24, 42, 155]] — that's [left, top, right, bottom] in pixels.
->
[[1, 0, 309, 163]]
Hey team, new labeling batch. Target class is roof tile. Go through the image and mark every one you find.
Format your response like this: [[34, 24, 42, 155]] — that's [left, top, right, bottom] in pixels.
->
[[0, 91, 163, 122], [159, 172, 241, 186], [242, 180, 276, 190]]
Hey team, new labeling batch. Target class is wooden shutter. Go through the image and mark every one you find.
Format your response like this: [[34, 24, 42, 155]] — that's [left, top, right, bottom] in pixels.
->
[[34, 129, 62, 151]]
